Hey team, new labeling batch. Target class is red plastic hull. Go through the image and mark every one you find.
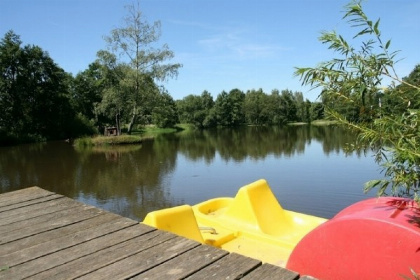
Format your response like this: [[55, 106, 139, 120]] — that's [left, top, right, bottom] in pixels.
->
[[287, 197, 420, 280]]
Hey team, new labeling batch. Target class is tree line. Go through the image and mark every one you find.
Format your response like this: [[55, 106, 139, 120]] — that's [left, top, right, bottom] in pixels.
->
[[0, 1, 183, 145], [2, 20, 417, 146], [0, 0, 327, 148], [1, 1, 419, 151], [0, 28, 325, 146], [176, 89, 323, 128]]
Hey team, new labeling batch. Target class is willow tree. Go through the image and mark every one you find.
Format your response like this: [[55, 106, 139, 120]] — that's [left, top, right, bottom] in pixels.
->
[[295, 1, 420, 202], [102, 1, 181, 134]]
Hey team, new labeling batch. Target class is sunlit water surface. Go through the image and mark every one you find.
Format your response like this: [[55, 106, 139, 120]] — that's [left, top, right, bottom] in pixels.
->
[[0, 125, 381, 220]]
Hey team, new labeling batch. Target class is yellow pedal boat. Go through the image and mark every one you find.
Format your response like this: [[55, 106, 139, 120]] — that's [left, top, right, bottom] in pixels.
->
[[142, 179, 326, 267]]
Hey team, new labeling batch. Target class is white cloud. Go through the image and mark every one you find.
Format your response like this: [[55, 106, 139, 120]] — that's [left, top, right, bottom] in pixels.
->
[[197, 28, 289, 61]]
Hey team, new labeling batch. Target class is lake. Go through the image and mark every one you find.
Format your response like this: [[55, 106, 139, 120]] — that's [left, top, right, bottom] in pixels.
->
[[0, 125, 382, 220]]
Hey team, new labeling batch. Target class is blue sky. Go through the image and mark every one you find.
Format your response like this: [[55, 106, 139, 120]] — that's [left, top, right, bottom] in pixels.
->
[[1, 0, 419, 101]]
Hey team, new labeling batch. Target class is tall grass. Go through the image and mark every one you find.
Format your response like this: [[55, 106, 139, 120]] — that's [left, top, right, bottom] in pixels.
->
[[74, 135, 143, 148]]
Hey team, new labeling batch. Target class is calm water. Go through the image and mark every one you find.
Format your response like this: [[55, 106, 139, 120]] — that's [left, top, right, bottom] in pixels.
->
[[0, 125, 381, 220]]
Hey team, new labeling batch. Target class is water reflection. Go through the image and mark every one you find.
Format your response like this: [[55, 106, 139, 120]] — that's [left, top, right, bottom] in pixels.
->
[[0, 125, 377, 220], [174, 125, 367, 161]]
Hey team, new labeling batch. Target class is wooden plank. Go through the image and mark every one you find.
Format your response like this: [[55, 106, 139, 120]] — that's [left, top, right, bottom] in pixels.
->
[[0, 205, 105, 245], [0, 199, 90, 235], [0, 193, 63, 214], [0, 223, 156, 279], [185, 252, 262, 280], [0, 215, 138, 268], [29, 231, 177, 280], [77, 236, 200, 280], [0, 212, 119, 255], [241, 263, 300, 280], [0, 188, 313, 280], [0, 186, 52, 200], [0, 194, 65, 220], [131, 244, 229, 279], [0, 201, 95, 235], [0, 187, 55, 207], [0, 196, 83, 226]]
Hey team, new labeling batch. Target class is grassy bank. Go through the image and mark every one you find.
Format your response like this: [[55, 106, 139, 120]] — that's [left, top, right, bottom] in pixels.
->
[[131, 124, 193, 137], [74, 124, 193, 147], [74, 135, 143, 147]]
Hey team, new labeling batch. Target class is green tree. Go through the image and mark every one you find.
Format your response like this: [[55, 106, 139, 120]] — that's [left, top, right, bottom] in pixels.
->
[[310, 102, 324, 121], [294, 91, 305, 122], [295, 1, 420, 201], [201, 90, 217, 127], [266, 89, 286, 125], [72, 62, 105, 122], [0, 31, 22, 138], [176, 91, 215, 128], [279, 90, 298, 122], [101, 1, 181, 134], [177, 94, 202, 127], [152, 91, 179, 128], [177, 94, 200, 125], [0, 30, 80, 143], [94, 51, 128, 134], [213, 89, 245, 127], [303, 99, 312, 123], [382, 64, 420, 114], [244, 88, 269, 125]]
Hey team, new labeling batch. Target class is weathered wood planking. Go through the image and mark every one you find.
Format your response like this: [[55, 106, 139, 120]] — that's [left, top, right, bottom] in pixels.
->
[[0, 187, 316, 280]]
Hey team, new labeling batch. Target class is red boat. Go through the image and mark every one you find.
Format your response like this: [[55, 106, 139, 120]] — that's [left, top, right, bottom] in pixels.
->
[[287, 196, 420, 279]]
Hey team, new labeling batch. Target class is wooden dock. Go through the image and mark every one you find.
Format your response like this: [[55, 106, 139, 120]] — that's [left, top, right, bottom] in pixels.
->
[[0, 187, 316, 280]]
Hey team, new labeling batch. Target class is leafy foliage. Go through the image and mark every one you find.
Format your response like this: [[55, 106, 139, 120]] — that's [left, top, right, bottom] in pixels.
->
[[100, 1, 181, 134], [0, 30, 92, 143], [152, 91, 179, 128], [176, 91, 215, 128], [294, 0, 420, 202], [213, 89, 246, 127], [0, 1, 333, 146], [244, 89, 269, 125], [176, 88, 318, 128], [72, 61, 106, 122]]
